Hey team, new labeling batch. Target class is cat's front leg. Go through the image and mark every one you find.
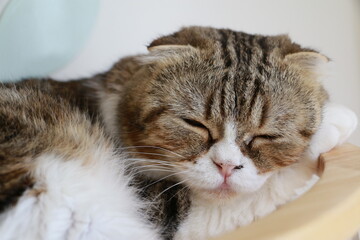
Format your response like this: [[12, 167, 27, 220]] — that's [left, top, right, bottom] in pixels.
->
[[292, 102, 358, 198]]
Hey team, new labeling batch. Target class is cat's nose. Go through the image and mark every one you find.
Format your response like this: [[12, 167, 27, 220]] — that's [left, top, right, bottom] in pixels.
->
[[213, 161, 243, 177]]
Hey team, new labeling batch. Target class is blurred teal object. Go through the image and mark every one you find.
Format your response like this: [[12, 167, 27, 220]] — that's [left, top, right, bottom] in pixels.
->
[[0, 0, 99, 82]]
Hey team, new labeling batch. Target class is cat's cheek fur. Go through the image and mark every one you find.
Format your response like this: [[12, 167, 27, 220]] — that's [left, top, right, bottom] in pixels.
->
[[181, 156, 224, 190], [227, 159, 272, 194], [0, 152, 160, 240]]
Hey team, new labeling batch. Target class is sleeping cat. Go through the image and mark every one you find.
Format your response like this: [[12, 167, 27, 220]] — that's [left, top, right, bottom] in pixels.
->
[[0, 26, 357, 240]]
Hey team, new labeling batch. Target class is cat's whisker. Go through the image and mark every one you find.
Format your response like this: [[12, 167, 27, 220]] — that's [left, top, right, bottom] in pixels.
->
[[135, 168, 177, 175], [123, 151, 179, 159], [153, 180, 188, 200], [143, 171, 189, 189], [167, 185, 189, 203], [126, 163, 178, 171], [125, 158, 182, 167], [125, 158, 165, 163], [131, 164, 173, 171], [133, 168, 173, 174], [118, 145, 185, 158], [126, 159, 181, 167]]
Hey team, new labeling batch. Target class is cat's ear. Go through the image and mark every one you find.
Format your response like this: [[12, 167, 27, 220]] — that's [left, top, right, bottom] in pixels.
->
[[139, 28, 204, 65], [147, 44, 195, 53], [137, 44, 197, 65], [147, 27, 210, 50], [138, 27, 211, 64], [284, 52, 329, 71]]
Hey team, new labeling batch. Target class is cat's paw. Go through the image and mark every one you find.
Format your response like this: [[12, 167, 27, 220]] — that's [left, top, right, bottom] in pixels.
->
[[308, 102, 358, 159]]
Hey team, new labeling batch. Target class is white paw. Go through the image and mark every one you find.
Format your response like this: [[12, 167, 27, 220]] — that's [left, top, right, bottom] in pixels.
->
[[308, 102, 358, 159]]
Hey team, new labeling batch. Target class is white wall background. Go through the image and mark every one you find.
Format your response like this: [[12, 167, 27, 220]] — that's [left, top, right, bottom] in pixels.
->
[[52, 0, 360, 145]]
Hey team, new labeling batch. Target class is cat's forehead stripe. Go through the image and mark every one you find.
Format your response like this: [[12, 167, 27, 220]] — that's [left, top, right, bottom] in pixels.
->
[[218, 29, 232, 68], [223, 121, 237, 142], [204, 90, 216, 120]]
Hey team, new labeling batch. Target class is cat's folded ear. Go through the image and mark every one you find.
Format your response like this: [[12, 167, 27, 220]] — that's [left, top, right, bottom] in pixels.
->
[[284, 51, 329, 72], [147, 27, 211, 51], [138, 44, 198, 65], [138, 27, 208, 65]]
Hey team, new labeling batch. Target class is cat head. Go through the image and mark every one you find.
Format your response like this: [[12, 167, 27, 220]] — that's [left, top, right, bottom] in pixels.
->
[[117, 26, 328, 200]]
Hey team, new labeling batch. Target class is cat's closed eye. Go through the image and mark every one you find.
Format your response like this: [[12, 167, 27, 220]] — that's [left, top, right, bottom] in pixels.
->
[[245, 134, 281, 146], [181, 118, 207, 129], [181, 118, 213, 141]]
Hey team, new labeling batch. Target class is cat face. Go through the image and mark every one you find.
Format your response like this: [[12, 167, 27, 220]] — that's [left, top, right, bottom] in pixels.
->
[[118, 27, 328, 199]]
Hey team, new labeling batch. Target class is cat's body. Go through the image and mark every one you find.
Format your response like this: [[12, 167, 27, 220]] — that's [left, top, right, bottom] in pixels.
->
[[0, 80, 160, 239], [0, 27, 357, 240]]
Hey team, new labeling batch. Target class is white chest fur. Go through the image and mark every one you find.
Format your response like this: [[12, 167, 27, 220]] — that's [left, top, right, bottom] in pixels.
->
[[0, 151, 159, 240]]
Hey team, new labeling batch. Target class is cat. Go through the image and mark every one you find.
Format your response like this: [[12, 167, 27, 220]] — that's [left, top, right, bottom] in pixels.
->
[[0, 26, 357, 240]]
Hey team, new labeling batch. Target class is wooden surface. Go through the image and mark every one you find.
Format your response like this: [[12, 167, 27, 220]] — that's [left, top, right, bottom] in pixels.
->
[[212, 143, 360, 240]]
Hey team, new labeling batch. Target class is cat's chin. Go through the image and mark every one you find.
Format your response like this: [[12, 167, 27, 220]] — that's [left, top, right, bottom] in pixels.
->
[[193, 181, 265, 202], [207, 189, 238, 199], [195, 185, 242, 201]]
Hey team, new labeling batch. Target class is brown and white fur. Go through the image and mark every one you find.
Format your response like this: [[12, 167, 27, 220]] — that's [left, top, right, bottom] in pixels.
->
[[0, 81, 160, 240], [0, 27, 357, 240]]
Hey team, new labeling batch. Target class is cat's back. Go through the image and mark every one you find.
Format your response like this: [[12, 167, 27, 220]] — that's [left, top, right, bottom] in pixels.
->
[[0, 81, 159, 240], [0, 80, 80, 214]]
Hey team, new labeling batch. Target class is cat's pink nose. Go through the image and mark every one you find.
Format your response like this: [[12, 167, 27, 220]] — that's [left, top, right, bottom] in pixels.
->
[[213, 161, 243, 178]]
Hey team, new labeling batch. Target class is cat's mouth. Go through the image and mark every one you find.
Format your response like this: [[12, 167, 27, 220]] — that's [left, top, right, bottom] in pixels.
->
[[219, 182, 231, 190], [201, 182, 239, 199]]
